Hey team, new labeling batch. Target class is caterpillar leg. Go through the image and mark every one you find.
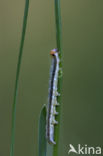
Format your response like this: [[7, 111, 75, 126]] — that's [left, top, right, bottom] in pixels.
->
[[55, 91, 60, 96]]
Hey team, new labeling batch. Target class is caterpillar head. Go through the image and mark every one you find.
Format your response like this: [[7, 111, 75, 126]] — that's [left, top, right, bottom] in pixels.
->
[[50, 49, 59, 56]]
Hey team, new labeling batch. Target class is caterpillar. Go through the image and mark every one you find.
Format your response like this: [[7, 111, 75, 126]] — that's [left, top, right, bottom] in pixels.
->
[[46, 48, 60, 145]]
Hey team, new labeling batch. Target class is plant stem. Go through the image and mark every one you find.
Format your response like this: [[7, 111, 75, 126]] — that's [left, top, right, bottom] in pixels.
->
[[10, 1, 29, 156], [54, 0, 62, 55], [53, 0, 62, 156]]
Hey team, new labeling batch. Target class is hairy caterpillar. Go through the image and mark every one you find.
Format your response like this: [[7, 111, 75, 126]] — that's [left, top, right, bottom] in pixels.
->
[[46, 48, 60, 145]]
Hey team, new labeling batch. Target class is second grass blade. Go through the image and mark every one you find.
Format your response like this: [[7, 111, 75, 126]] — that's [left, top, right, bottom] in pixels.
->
[[10, 1, 29, 156], [38, 105, 47, 156]]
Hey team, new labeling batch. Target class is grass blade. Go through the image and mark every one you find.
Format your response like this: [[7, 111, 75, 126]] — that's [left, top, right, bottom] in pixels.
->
[[38, 105, 47, 156], [53, 0, 63, 156], [10, 1, 29, 156]]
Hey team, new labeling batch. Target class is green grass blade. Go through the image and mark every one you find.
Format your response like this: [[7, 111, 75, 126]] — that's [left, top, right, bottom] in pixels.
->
[[38, 0, 62, 155], [10, 1, 29, 156], [53, 0, 63, 156], [38, 105, 47, 156], [54, 0, 62, 53]]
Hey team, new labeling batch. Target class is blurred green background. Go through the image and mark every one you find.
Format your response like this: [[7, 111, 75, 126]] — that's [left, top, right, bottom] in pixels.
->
[[0, 0, 103, 156]]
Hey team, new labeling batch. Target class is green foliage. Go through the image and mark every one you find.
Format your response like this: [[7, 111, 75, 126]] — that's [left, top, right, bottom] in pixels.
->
[[10, 1, 29, 156], [38, 105, 47, 156], [10, 0, 62, 156]]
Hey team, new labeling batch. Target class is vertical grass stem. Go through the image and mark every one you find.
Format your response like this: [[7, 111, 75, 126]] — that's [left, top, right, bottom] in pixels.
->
[[10, 1, 29, 156], [53, 0, 63, 156]]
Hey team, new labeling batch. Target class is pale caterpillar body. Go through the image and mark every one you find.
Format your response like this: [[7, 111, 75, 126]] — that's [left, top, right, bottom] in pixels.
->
[[46, 48, 60, 145]]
